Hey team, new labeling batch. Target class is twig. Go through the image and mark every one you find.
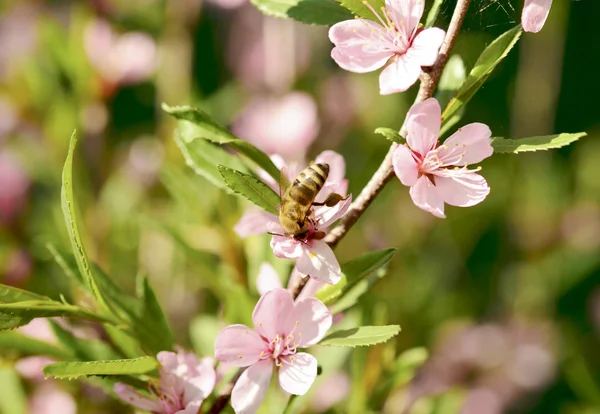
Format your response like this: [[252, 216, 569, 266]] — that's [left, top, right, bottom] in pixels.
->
[[208, 1, 471, 411], [325, 0, 472, 248]]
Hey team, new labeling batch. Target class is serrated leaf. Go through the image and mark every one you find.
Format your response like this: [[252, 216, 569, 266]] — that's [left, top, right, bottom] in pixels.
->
[[251, 0, 353, 25], [374, 127, 403, 144], [442, 26, 522, 122], [491, 133, 587, 153], [0, 331, 73, 359], [61, 132, 110, 311], [50, 320, 120, 361], [316, 248, 396, 305], [320, 325, 401, 347], [0, 301, 113, 331], [218, 165, 280, 214], [43, 357, 158, 379], [339, 0, 384, 20], [138, 276, 174, 351], [162, 104, 280, 181], [0, 285, 49, 303]]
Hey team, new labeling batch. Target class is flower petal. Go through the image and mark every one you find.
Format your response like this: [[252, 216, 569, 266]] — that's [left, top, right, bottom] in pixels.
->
[[522, 0, 552, 33], [183, 359, 216, 405], [231, 360, 274, 414], [379, 54, 421, 94], [315, 194, 352, 230], [315, 150, 346, 187], [252, 288, 295, 339], [214, 325, 265, 367], [234, 210, 279, 238], [287, 298, 332, 347], [438, 123, 493, 166], [296, 278, 325, 301], [404, 98, 441, 156], [271, 236, 303, 259], [177, 402, 202, 414], [385, 0, 425, 39], [393, 144, 419, 186], [409, 175, 445, 218], [408, 27, 445, 66], [329, 20, 395, 73], [256, 262, 283, 295], [278, 352, 318, 396], [114, 383, 162, 411], [296, 240, 341, 285], [433, 170, 490, 207]]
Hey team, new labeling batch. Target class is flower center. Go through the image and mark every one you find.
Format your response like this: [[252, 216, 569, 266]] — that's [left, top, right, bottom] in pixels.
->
[[358, 1, 410, 52], [264, 333, 298, 367]]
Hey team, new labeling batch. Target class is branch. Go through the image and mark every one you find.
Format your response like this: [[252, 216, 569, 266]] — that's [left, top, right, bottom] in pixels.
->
[[209, 1, 471, 411], [325, 0, 471, 248]]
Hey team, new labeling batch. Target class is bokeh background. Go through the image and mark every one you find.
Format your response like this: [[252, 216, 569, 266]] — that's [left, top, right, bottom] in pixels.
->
[[1, 0, 599, 413]]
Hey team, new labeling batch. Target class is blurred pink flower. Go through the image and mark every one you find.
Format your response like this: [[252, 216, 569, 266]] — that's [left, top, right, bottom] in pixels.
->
[[114, 349, 216, 414], [522, 0, 552, 33], [214, 288, 332, 414], [16, 319, 57, 381], [3, 249, 32, 287], [311, 371, 351, 412], [0, 4, 38, 80], [0, 152, 30, 224], [236, 151, 351, 285], [232, 92, 319, 163], [392, 98, 493, 218], [328, 0, 445, 94], [84, 19, 157, 87], [29, 383, 77, 414]]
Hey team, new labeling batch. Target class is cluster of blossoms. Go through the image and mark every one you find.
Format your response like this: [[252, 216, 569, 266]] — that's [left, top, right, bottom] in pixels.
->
[[113, 0, 557, 413]]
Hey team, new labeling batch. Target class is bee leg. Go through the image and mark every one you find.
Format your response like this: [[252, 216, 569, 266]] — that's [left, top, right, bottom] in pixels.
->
[[312, 231, 326, 240], [312, 193, 349, 207]]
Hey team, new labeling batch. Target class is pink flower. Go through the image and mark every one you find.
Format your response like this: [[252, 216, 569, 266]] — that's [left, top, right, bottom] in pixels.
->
[[392, 98, 493, 218], [29, 383, 77, 414], [214, 288, 332, 414], [232, 92, 319, 163], [328, 0, 445, 94], [235, 151, 351, 285], [114, 350, 216, 414], [521, 0, 552, 33], [256, 263, 326, 301], [84, 19, 157, 87]]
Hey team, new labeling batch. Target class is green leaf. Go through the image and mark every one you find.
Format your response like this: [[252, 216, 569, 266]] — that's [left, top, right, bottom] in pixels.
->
[[339, 0, 384, 20], [491, 133, 587, 154], [104, 325, 144, 359], [436, 55, 466, 111], [320, 325, 401, 347], [137, 275, 174, 351], [162, 104, 280, 181], [0, 285, 49, 303], [251, 0, 353, 25], [43, 357, 158, 379], [0, 300, 114, 331], [374, 127, 403, 144], [50, 320, 120, 361], [425, 0, 444, 28], [442, 26, 522, 122], [61, 131, 110, 311], [316, 248, 396, 305], [0, 368, 27, 414], [218, 165, 280, 214], [0, 331, 73, 359]]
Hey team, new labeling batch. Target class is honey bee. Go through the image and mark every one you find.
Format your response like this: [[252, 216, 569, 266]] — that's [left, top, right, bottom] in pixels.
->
[[278, 163, 347, 240]]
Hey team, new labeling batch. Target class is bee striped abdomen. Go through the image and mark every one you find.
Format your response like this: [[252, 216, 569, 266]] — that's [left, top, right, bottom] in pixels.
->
[[289, 164, 329, 206]]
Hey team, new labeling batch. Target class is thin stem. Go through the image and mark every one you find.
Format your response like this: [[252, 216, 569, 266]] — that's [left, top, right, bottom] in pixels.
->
[[326, 0, 471, 248], [208, 1, 471, 412]]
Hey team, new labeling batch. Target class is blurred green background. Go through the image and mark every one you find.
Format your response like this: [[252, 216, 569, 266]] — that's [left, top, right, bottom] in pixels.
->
[[1, 0, 599, 413]]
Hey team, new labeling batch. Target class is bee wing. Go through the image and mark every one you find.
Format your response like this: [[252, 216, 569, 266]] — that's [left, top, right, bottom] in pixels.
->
[[279, 167, 292, 202]]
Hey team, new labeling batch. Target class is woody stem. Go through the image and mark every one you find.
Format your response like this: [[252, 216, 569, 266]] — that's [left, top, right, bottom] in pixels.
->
[[210, 1, 471, 412], [324, 0, 472, 248]]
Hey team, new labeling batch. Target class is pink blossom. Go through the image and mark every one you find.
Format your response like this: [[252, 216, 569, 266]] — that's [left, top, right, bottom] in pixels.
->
[[521, 0, 552, 33], [232, 92, 319, 163], [84, 19, 157, 87], [235, 151, 351, 285], [256, 263, 326, 300], [328, 0, 445, 94], [392, 98, 493, 218], [114, 350, 216, 414], [29, 383, 77, 414], [214, 288, 332, 414], [0, 152, 30, 224]]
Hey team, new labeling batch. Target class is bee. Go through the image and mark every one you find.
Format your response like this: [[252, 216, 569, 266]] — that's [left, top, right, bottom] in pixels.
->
[[278, 163, 348, 240]]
